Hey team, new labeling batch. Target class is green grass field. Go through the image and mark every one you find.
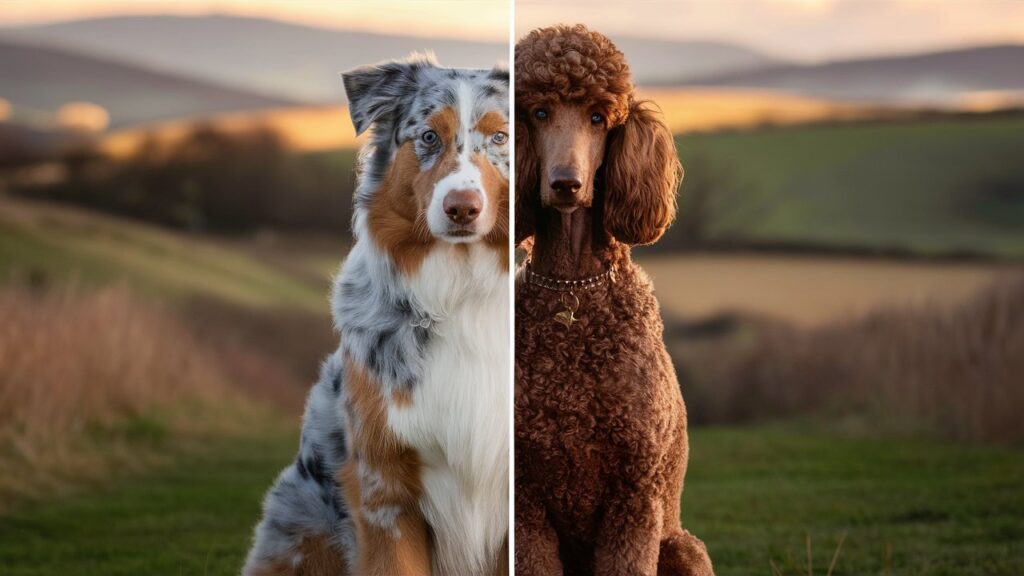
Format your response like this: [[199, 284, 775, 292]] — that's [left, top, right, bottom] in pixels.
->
[[3, 128, 1023, 576], [678, 113, 1024, 257], [0, 425, 1020, 575], [686, 427, 1024, 576], [0, 427, 299, 576], [0, 195, 335, 313]]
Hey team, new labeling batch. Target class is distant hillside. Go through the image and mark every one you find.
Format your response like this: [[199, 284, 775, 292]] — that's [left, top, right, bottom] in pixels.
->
[[675, 45, 1024, 105], [0, 15, 784, 102], [0, 15, 508, 103], [0, 39, 293, 128], [608, 36, 783, 84], [665, 112, 1024, 258]]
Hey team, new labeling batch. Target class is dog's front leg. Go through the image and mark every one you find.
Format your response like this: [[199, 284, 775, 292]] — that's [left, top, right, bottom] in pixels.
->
[[336, 362, 432, 575], [338, 454, 432, 575], [514, 489, 564, 576], [593, 494, 663, 576]]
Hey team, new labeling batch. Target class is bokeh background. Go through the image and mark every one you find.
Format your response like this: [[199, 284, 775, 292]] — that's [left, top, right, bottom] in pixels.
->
[[1, 0, 1022, 575], [517, 1, 1024, 575], [0, 1, 507, 574]]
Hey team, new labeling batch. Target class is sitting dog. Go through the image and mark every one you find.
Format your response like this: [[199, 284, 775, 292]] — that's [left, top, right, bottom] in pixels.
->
[[244, 54, 510, 576], [514, 25, 714, 576]]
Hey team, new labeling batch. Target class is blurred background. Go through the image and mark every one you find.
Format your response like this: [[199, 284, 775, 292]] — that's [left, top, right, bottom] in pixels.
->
[[0, 1, 507, 574], [1, 0, 1022, 574], [518, 2, 1024, 575]]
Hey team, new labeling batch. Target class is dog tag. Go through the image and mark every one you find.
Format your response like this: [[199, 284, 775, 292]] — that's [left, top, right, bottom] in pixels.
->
[[554, 309, 576, 328], [554, 292, 580, 328]]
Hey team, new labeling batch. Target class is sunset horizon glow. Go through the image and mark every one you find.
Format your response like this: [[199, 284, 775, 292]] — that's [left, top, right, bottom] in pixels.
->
[[1, 1, 1022, 61]]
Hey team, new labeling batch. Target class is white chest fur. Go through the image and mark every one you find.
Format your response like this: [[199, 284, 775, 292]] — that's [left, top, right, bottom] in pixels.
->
[[387, 245, 509, 575]]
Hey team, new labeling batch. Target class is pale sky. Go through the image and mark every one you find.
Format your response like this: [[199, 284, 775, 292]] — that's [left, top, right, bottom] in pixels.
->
[[0, 0, 511, 43], [1, 0, 1022, 60], [518, 0, 1024, 61]]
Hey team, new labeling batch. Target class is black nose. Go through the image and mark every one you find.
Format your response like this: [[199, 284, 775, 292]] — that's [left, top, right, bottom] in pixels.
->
[[550, 167, 582, 196]]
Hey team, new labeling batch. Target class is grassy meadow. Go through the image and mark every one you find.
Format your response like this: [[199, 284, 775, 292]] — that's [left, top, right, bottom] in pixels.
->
[[686, 426, 1024, 576], [2, 103, 1023, 574], [1, 195, 1021, 574], [2, 423, 1021, 576], [672, 112, 1024, 257]]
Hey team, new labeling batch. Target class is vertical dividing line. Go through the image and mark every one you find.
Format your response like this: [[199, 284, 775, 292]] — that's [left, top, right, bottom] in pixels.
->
[[506, 0, 516, 573]]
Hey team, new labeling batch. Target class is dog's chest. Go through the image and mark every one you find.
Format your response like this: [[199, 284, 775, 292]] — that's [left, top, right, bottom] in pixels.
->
[[388, 247, 509, 574]]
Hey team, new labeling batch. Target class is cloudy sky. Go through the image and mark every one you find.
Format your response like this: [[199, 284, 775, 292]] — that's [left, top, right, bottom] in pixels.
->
[[2, 0, 1022, 60]]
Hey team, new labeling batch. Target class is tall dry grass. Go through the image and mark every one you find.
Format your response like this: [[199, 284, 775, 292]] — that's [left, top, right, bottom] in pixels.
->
[[675, 274, 1024, 443], [0, 284, 230, 504]]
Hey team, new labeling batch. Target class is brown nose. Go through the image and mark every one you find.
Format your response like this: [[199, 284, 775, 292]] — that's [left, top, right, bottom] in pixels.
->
[[443, 189, 482, 224], [549, 166, 582, 198]]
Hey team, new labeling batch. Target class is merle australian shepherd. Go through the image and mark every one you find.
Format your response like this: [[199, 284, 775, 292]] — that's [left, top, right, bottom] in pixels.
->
[[243, 54, 510, 576]]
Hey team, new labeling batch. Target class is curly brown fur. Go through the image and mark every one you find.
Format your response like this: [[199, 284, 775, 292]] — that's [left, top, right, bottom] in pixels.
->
[[514, 25, 712, 576]]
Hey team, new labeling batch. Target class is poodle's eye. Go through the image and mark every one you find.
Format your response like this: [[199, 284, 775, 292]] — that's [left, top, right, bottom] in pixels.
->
[[591, 112, 605, 125], [534, 109, 548, 121], [491, 131, 508, 145], [421, 130, 438, 145]]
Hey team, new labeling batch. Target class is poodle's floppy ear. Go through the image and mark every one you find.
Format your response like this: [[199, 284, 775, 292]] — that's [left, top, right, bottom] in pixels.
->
[[602, 100, 681, 245], [514, 117, 539, 246], [342, 54, 436, 136]]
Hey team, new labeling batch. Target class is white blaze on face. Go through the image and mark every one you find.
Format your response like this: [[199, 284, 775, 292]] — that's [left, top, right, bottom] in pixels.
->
[[427, 80, 493, 243]]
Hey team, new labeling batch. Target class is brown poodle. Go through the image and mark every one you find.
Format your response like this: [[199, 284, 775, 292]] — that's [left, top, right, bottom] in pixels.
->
[[514, 25, 714, 576]]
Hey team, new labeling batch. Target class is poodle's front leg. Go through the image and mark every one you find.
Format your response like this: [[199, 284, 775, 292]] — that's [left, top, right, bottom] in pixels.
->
[[593, 494, 663, 576], [515, 490, 564, 576]]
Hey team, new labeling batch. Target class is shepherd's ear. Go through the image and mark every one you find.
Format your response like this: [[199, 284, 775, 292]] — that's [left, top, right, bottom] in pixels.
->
[[341, 54, 436, 136], [488, 64, 509, 85]]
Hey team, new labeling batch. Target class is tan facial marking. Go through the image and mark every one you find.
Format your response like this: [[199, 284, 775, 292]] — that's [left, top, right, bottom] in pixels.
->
[[475, 111, 507, 137], [368, 104, 508, 274], [476, 152, 510, 271], [367, 106, 461, 275]]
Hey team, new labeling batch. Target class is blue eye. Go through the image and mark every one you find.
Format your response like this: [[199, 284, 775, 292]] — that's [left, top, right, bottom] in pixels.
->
[[422, 130, 438, 144], [534, 109, 548, 120], [591, 112, 605, 125], [491, 132, 508, 145]]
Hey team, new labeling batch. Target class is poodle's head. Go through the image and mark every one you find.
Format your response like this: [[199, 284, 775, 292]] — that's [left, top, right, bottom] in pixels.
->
[[515, 24, 680, 247]]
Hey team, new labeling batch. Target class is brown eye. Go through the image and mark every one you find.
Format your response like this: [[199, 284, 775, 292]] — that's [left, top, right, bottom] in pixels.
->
[[421, 130, 438, 144], [491, 132, 508, 145], [534, 109, 548, 120], [591, 112, 604, 125]]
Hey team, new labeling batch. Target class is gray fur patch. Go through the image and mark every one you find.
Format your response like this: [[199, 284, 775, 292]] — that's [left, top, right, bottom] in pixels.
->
[[242, 352, 354, 573]]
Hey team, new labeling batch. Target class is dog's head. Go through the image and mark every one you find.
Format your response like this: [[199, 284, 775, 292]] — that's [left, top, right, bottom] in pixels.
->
[[515, 25, 680, 246], [343, 54, 509, 258]]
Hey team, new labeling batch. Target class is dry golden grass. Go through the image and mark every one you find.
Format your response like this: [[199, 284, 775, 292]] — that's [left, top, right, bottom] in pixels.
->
[[93, 88, 896, 157], [641, 254, 1013, 327], [672, 274, 1024, 443], [0, 284, 235, 506], [637, 87, 875, 135], [91, 87, 1024, 158], [100, 104, 363, 157]]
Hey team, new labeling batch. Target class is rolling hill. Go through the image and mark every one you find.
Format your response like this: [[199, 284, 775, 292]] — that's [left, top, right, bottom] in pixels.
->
[[0, 39, 293, 128], [668, 112, 1024, 257], [608, 36, 782, 84], [676, 44, 1024, 105], [0, 15, 784, 101], [0, 15, 508, 103]]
